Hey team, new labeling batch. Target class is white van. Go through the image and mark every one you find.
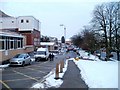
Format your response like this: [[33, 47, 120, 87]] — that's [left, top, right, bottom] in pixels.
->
[[34, 47, 49, 61]]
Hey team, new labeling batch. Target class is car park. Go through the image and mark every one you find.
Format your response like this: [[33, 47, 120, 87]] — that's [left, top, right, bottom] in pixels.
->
[[10, 53, 31, 66]]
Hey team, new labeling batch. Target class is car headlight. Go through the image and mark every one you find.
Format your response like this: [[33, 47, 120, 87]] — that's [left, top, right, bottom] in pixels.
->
[[18, 60, 23, 62]]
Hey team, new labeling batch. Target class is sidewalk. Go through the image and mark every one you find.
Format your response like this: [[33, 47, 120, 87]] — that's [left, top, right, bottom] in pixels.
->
[[59, 60, 88, 89]]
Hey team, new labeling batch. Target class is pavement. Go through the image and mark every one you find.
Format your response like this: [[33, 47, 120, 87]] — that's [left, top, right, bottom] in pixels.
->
[[59, 60, 88, 89]]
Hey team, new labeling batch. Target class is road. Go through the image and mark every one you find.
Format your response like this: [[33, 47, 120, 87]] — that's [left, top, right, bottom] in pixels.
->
[[1, 51, 77, 90]]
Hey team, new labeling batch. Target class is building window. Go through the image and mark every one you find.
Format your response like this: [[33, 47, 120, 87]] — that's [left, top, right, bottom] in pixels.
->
[[17, 39, 21, 48], [5, 37, 8, 50], [26, 20, 29, 23], [0, 36, 5, 50], [11, 40, 14, 49], [0, 36, 23, 50], [14, 39, 17, 49], [10, 37, 14, 49], [0, 37, 5, 50], [12, 21, 14, 23], [20, 38, 23, 48], [21, 19, 24, 23]]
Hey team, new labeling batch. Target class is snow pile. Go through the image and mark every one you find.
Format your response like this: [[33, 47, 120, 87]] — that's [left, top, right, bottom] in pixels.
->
[[79, 50, 89, 59], [73, 59, 118, 88], [0, 64, 9, 70], [31, 59, 68, 88], [32, 69, 63, 88], [79, 50, 100, 61], [89, 54, 100, 61]]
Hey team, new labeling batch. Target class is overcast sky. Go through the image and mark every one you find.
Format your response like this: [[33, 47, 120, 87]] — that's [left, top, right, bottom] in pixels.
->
[[0, 0, 118, 40]]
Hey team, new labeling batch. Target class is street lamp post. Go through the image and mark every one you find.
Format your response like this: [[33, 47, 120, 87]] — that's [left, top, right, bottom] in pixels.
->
[[60, 24, 66, 42]]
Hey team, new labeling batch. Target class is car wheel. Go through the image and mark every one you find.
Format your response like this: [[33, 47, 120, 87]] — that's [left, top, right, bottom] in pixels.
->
[[35, 58, 37, 62], [22, 61, 25, 67]]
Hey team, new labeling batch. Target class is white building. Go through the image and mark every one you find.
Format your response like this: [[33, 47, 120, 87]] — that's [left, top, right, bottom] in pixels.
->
[[1, 15, 41, 46], [17, 16, 40, 31], [0, 16, 40, 31], [0, 17, 17, 30], [0, 11, 41, 63]]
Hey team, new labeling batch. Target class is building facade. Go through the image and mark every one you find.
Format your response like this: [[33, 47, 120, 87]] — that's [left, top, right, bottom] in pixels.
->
[[0, 11, 41, 63], [17, 16, 41, 47], [0, 30, 25, 63]]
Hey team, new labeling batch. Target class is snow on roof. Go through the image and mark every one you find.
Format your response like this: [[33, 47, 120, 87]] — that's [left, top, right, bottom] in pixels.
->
[[66, 38, 71, 41], [40, 42, 55, 46]]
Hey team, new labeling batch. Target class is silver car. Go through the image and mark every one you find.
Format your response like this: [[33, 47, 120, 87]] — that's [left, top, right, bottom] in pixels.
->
[[10, 53, 31, 66]]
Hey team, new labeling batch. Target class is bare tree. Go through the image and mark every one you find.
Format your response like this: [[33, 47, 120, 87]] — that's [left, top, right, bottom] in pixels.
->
[[71, 26, 97, 53], [113, 2, 120, 61], [92, 2, 120, 61]]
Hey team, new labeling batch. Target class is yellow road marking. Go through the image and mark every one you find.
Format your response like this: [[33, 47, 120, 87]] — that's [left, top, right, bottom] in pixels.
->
[[0, 80, 12, 90], [27, 61, 49, 67], [13, 70, 39, 82], [26, 67, 46, 74], [3, 76, 42, 82]]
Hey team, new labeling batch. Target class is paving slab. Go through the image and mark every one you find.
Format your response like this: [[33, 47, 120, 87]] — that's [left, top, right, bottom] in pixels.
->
[[60, 60, 88, 89]]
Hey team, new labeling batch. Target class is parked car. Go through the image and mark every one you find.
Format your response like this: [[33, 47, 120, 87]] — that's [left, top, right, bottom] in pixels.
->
[[34, 47, 49, 61], [10, 53, 32, 66]]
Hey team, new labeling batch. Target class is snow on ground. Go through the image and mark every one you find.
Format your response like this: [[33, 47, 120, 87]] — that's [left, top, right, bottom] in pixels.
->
[[79, 50, 100, 61], [74, 50, 118, 88], [32, 50, 118, 88], [1, 50, 118, 88], [0, 64, 9, 70], [31, 59, 68, 88]]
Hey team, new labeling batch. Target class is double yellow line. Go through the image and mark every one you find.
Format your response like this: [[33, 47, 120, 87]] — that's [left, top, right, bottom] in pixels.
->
[[0, 80, 12, 90]]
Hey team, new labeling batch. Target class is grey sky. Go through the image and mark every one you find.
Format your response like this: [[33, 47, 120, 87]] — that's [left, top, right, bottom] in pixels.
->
[[0, 0, 118, 40]]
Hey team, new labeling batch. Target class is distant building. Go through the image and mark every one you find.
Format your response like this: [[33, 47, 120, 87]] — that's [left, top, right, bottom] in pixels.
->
[[40, 42, 58, 51], [65, 39, 72, 45]]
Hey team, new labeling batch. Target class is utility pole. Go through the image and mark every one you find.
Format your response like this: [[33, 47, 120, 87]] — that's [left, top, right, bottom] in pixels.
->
[[60, 24, 66, 42]]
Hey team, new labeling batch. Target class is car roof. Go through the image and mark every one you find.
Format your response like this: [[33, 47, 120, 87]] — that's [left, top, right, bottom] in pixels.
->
[[37, 48, 47, 51]]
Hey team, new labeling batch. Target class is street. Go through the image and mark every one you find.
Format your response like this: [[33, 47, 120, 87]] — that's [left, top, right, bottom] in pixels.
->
[[1, 51, 77, 89], [1, 2, 119, 89]]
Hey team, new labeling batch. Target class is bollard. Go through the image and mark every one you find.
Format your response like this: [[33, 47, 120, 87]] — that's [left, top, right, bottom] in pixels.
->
[[75, 57, 79, 61], [55, 63, 59, 79], [60, 61, 63, 73], [62, 60, 64, 68]]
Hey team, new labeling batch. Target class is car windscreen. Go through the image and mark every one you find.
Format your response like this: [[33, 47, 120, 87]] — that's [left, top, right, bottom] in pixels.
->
[[13, 54, 25, 58], [37, 51, 46, 55]]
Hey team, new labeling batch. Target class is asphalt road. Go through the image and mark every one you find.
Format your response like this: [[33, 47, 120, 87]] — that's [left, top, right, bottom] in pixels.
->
[[1, 51, 78, 90], [1, 53, 66, 90]]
